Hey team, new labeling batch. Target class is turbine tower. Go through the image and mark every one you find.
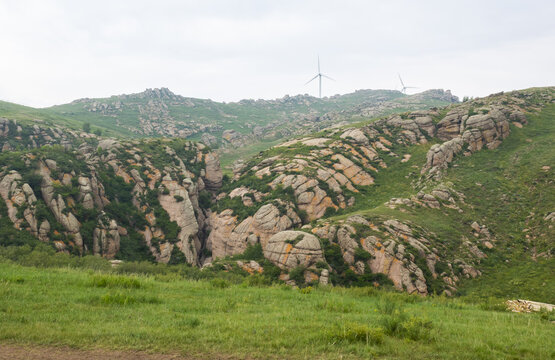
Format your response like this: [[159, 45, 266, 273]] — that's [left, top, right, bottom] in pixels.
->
[[305, 56, 334, 98], [398, 73, 418, 94]]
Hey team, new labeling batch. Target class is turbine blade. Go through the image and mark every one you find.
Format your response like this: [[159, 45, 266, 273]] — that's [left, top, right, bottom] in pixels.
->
[[305, 74, 319, 85], [318, 56, 321, 73], [322, 74, 335, 81], [398, 73, 405, 87], [406, 86, 419, 89]]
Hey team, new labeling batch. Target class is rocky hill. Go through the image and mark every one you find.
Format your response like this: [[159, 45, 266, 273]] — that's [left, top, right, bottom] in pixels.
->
[[1, 88, 457, 145], [204, 87, 554, 294], [0, 119, 222, 264], [0, 87, 552, 298]]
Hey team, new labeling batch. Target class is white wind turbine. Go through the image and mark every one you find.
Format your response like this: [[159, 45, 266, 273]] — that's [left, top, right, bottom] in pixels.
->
[[398, 73, 418, 94], [305, 56, 334, 98]]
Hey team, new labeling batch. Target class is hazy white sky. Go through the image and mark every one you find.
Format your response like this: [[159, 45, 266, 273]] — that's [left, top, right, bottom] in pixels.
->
[[0, 0, 554, 107]]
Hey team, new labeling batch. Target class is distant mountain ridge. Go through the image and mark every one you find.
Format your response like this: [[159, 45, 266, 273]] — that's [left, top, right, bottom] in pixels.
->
[[41, 87, 457, 148], [0, 87, 458, 170]]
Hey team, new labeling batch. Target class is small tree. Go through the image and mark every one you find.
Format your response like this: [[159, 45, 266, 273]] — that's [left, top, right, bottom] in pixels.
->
[[83, 123, 91, 133]]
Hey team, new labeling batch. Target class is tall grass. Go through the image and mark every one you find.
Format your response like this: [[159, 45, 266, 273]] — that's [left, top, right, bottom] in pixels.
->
[[0, 261, 553, 359]]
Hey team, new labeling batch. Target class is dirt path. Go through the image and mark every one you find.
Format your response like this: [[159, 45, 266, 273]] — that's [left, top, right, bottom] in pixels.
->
[[0, 344, 237, 360]]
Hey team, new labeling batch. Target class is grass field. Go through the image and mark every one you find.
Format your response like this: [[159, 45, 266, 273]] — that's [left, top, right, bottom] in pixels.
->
[[0, 261, 553, 360]]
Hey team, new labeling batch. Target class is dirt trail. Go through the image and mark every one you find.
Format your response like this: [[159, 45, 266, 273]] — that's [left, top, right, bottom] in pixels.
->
[[0, 344, 237, 360]]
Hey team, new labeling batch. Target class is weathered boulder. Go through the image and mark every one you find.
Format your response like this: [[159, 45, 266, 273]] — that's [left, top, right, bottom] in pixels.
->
[[422, 137, 464, 175], [97, 139, 120, 150], [271, 174, 337, 220], [340, 128, 369, 145], [203, 152, 223, 191], [158, 178, 200, 265], [436, 109, 466, 140], [263, 231, 325, 270], [0, 171, 40, 234], [38, 220, 50, 242], [206, 203, 299, 259], [319, 269, 329, 286], [77, 176, 95, 209], [93, 217, 120, 258]]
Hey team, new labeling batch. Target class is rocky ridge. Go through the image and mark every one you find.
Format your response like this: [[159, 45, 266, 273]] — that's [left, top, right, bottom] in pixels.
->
[[203, 87, 553, 291], [46, 88, 457, 149], [0, 125, 220, 263]]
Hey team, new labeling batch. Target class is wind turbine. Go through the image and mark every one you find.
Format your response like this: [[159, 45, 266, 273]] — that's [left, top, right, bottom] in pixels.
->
[[305, 56, 334, 98], [398, 73, 418, 94]]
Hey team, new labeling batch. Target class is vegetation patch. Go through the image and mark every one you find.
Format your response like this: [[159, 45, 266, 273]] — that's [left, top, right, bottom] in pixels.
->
[[89, 274, 142, 289], [327, 322, 384, 345], [89, 291, 161, 306]]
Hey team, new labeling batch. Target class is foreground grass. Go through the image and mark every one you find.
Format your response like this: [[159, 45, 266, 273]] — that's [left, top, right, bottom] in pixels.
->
[[0, 262, 553, 359]]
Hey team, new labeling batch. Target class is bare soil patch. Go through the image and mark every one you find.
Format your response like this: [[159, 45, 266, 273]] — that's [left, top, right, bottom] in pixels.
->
[[0, 344, 240, 360]]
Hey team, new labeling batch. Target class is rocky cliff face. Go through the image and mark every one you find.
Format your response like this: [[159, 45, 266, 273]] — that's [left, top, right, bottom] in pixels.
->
[[421, 94, 533, 178], [0, 125, 219, 263]]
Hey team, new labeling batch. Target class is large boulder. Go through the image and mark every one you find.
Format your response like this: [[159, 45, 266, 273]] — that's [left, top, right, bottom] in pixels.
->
[[206, 203, 299, 259], [263, 231, 325, 270], [93, 218, 120, 258], [158, 177, 200, 265], [340, 128, 369, 145], [203, 152, 223, 191]]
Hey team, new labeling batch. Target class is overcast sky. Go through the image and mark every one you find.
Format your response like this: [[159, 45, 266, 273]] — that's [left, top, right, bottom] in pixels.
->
[[0, 0, 554, 107]]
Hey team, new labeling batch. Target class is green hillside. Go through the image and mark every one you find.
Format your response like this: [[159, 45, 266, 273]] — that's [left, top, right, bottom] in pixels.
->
[[0, 87, 552, 359], [40, 88, 456, 141]]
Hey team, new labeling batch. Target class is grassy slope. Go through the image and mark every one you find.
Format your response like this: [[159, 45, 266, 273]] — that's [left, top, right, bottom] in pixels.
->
[[46, 100, 142, 137], [46, 90, 404, 134], [452, 104, 555, 301], [328, 102, 555, 302], [0, 100, 124, 137], [0, 262, 553, 360]]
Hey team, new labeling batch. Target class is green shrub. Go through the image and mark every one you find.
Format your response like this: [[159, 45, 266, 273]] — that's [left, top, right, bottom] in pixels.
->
[[378, 300, 400, 315], [240, 243, 264, 261], [242, 273, 272, 287], [315, 261, 328, 269], [538, 308, 555, 322], [289, 266, 306, 286], [168, 246, 187, 265], [297, 209, 309, 224], [380, 311, 433, 341], [116, 229, 155, 262], [324, 207, 337, 217], [324, 243, 348, 275], [260, 259, 282, 281], [354, 247, 372, 262], [198, 190, 212, 209], [285, 234, 304, 246], [210, 278, 231, 289], [90, 274, 142, 289]]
